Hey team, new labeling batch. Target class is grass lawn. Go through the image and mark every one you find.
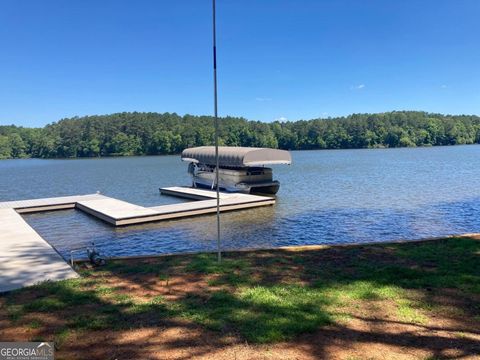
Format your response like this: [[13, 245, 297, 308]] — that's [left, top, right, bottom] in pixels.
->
[[1, 236, 479, 359]]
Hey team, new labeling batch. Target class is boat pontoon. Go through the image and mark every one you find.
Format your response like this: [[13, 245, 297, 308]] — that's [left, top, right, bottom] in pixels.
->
[[181, 146, 292, 195]]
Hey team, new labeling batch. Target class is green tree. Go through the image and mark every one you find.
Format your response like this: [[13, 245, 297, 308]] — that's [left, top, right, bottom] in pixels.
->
[[0, 135, 12, 159], [1, 111, 479, 158], [8, 133, 26, 158], [110, 133, 141, 156]]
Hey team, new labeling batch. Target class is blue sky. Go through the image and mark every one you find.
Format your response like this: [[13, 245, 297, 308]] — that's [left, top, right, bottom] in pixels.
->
[[1, 0, 479, 127]]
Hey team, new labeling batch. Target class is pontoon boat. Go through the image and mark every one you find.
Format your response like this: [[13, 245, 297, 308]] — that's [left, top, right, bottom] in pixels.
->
[[181, 146, 292, 194]]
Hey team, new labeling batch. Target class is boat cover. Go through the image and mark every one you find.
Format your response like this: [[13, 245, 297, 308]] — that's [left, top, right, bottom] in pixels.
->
[[181, 146, 292, 167]]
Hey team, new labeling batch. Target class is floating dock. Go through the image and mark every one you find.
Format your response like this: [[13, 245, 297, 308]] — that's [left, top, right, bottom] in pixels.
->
[[74, 187, 274, 226], [0, 188, 275, 291], [160, 186, 230, 200], [0, 208, 79, 293], [0, 193, 108, 213]]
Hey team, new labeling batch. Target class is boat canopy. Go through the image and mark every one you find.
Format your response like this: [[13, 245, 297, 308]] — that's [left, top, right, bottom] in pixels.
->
[[181, 146, 292, 167]]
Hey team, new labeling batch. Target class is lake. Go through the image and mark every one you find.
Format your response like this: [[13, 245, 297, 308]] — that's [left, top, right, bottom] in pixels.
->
[[1, 145, 480, 260]]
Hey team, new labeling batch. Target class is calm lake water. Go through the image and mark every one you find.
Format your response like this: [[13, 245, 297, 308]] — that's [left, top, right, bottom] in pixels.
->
[[1, 145, 480, 260]]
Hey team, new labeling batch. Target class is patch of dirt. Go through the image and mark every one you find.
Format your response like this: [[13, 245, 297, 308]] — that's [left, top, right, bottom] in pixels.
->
[[1, 238, 480, 359], [15, 316, 477, 360]]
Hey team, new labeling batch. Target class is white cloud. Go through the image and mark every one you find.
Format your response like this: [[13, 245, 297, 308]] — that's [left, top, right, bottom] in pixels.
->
[[350, 84, 365, 90], [255, 97, 272, 102], [275, 116, 288, 122]]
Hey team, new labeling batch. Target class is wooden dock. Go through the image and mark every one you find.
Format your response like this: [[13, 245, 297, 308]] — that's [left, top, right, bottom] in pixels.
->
[[0, 188, 274, 291], [0, 208, 79, 293], [0, 193, 108, 213], [76, 187, 274, 226], [160, 186, 229, 200]]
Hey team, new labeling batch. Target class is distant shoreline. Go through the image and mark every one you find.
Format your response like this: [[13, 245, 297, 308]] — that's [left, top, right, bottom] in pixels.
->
[[1, 110, 479, 160], [1, 142, 479, 161]]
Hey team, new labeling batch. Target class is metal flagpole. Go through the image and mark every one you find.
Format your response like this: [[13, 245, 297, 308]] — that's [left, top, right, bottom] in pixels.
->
[[212, 0, 221, 262]]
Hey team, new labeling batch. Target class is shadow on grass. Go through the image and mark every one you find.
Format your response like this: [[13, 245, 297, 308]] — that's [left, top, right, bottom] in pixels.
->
[[1, 237, 479, 359]]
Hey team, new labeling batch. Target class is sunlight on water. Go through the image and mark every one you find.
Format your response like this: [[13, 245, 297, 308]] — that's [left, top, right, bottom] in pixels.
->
[[1, 145, 480, 259]]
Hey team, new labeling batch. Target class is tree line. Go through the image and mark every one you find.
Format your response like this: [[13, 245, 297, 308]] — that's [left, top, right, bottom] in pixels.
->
[[0, 111, 479, 159]]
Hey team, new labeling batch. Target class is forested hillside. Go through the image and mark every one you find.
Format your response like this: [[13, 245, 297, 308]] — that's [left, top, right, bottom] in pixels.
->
[[0, 111, 479, 159]]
